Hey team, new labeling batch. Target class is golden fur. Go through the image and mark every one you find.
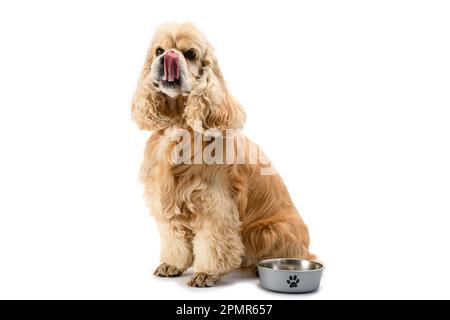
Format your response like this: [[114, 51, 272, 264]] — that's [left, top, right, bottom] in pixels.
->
[[132, 23, 315, 287]]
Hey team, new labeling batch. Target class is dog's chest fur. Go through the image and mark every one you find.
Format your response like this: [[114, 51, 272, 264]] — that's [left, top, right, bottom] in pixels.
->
[[140, 126, 235, 227]]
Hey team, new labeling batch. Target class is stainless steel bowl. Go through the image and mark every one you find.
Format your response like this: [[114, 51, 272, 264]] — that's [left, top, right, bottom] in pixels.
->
[[257, 258, 324, 293]]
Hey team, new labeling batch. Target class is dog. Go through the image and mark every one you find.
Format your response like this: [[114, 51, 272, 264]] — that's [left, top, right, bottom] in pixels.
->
[[132, 23, 315, 287]]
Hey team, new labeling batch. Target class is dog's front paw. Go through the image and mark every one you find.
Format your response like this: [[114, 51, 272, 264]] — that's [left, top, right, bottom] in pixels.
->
[[188, 272, 220, 287], [154, 263, 184, 277]]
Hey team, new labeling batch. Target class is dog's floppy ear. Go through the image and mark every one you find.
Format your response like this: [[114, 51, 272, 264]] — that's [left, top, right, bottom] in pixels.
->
[[131, 53, 172, 131], [183, 45, 246, 133]]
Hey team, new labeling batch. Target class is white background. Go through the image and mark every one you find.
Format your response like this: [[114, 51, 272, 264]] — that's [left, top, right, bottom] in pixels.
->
[[0, 0, 449, 300]]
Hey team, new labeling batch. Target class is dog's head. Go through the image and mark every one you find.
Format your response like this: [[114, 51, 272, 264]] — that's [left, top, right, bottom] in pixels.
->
[[149, 23, 203, 98], [132, 23, 246, 133]]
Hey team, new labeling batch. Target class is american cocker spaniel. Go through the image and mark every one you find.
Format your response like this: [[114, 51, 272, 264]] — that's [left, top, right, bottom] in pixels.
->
[[132, 23, 315, 287]]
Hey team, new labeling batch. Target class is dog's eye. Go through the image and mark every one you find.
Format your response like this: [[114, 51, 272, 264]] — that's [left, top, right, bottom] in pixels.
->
[[183, 49, 196, 61], [155, 47, 164, 56]]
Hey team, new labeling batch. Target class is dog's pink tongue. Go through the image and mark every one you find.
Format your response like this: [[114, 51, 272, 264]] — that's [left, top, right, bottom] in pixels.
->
[[163, 51, 180, 82]]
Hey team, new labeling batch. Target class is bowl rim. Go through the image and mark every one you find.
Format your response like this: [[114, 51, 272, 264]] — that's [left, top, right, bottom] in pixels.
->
[[257, 258, 324, 273]]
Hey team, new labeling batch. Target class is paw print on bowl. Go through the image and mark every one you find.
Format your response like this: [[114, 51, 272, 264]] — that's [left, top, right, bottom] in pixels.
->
[[287, 275, 300, 288]]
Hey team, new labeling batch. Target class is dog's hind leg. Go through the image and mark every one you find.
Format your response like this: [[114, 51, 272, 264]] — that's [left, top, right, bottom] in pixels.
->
[[241, 213, 315, 270]]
